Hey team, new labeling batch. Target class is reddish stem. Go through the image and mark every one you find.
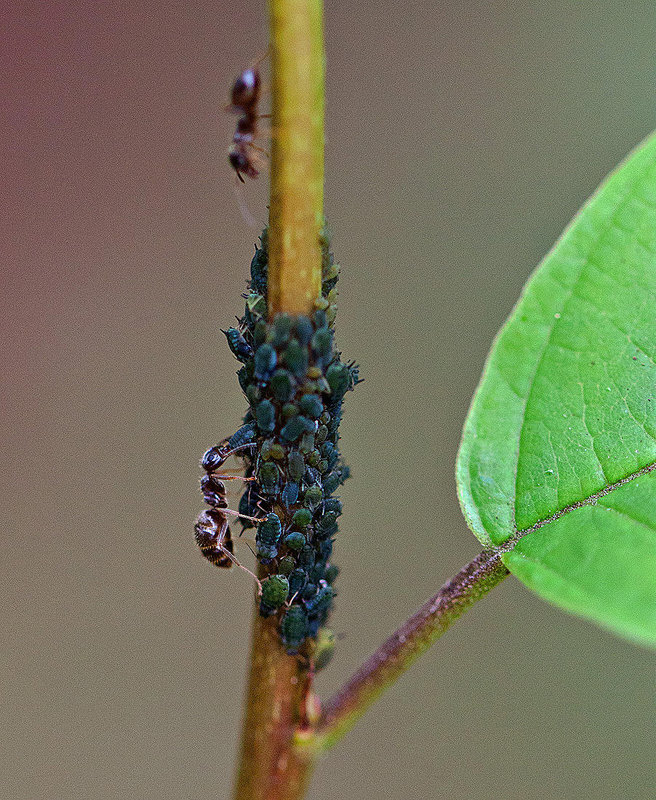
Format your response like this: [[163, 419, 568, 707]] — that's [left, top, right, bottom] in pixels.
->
[[315, 550, 509, 749]]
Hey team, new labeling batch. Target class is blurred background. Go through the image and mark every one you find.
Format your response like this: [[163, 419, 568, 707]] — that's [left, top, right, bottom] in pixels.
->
[[3, 1, 655, 798]]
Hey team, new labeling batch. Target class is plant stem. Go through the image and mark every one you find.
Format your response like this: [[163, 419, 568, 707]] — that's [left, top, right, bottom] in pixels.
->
[[232, 2, 325, 798], [233, 598, 316, 800], [267, 0, 325, 316], [312, 550, 509, 751], [231, 2, 509, 795]]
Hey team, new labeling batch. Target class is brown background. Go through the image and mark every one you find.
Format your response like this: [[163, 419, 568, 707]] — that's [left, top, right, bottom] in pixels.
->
[[3, 2, 655, 798]]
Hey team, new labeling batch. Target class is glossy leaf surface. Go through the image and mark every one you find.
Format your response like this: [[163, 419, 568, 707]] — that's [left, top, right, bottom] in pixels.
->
[[456, 134, 656, 646]]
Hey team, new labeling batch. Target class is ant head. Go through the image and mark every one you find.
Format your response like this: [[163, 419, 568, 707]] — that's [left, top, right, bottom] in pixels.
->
[[201, 445, 226, 472], [230, 68, 260, 108]]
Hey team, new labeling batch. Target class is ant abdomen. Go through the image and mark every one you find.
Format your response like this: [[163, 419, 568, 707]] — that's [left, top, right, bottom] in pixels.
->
[[200, 544, 234, 569]]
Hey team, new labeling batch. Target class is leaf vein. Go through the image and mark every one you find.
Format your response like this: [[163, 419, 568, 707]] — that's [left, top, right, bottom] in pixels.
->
[[500, 460, 656, 552]]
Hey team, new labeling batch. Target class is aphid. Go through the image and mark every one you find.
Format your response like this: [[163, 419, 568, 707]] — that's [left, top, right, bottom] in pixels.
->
[[258, 461, 281, 495], [270, 369, 295, 403], [322, 470, 341, 496], [287, 450, 306, 482], [324, 564, 339, 584], [255, 399, 276, 433], [227, 422, 258, 450], [283, 531, 305, 551], [270, 313, 293, 345], [326, 361, 351, 399], [223, 327, 253, 363], [347, 360, 364, 389], [259, 574, 290, 615], [253, 343, 277, 381], [281, 480, 299, 507], [291, 508, 312, 529], [288, 568, 308, 597], [255, 512, 282, 560], [194, 509, 261, 592], [299, 393, 324, 420], [226, 61, 269, 183], [280, 605, 309, 653], [278, 555, 296, 575], [280, 415, 315, 444], [316, 511, 338, 539]]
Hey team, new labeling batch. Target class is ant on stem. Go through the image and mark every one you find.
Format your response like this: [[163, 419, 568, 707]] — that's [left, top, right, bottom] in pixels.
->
[[195, 436, 264, 592], [226, 54, 270, 183]]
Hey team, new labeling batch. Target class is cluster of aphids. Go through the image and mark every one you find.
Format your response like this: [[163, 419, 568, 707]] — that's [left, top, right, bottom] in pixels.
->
[[195, 228, 360, 655]]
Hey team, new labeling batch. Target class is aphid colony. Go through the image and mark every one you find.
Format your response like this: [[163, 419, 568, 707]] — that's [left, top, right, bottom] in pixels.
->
[[195, 228, 360, 653]]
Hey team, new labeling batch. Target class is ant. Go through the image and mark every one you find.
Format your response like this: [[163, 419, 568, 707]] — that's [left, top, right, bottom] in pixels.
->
[[226, 55, 270, 183], [196, 437, 265, 592]]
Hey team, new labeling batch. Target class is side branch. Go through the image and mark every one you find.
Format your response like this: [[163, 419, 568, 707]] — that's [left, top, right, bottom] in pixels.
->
[[313, 550, 509, 750]]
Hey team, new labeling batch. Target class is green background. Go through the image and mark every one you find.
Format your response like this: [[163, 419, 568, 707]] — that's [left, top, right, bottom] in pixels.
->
[[3, 2, 654, 798]]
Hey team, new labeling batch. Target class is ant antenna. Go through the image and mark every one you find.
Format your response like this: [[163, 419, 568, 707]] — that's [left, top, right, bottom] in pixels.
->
[[233, 178, 258, 227]]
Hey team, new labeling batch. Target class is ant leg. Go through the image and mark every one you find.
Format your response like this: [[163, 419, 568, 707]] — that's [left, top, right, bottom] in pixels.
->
[[220, 546, 262, 595], [253, 121, 272, 139], [210, 474, 257, 482], [222, 508, 267, 524], [255, 499, 269, 515], [250, 143, 270, 158]]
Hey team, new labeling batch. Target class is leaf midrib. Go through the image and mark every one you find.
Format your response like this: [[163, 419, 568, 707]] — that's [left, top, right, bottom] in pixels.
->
[[498, 460, 656, 554]]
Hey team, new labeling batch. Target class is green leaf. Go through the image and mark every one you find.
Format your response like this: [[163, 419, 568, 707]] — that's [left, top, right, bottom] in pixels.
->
[[456, 133, 656, 647]]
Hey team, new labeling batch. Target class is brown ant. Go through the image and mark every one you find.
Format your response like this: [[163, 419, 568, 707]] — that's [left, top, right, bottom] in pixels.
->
[[226, 56, 270, 183], [194, 509, 262, 594], [195, 483, 264, 592], [196, 432, 264, 592]]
